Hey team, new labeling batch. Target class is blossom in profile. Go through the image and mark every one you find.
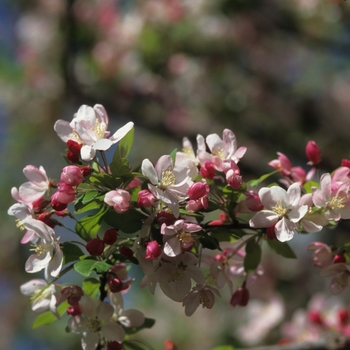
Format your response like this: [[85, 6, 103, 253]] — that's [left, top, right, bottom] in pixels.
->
[[249, 183, 308, 242], [54, 104, 134, 161], [20, 279, 61, 318], [11, 165, 50, 205]]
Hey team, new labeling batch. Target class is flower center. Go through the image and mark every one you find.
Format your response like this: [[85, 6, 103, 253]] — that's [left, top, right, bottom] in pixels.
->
[[16, 219, 25, 231], [212, 147, 225, 159], [272, 202, 288, 217], [92, 119, 106, 140], [182, 146, 193, 157], [177, 230, 193, 243], [328, 195, 345, 210], [199, 291, 211, 308], [87, 317, 102, 333], [160, 169, 176, 188], [30, 243, 50, 255]]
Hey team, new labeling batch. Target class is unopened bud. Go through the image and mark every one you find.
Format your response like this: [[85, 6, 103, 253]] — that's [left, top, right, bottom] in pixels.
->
[[137, 189, 156, 208], [230, 287, 250, 307], [145, 240, 162, 260], [61, 166, 84, 186], [188, 182, 209, 200], [103, 229, 118, 245], [333, 253, 346, 264], [200, 161, 216, 180], [306, 141, 321, 166], [119, 246, 134, 259], [86, 238, 105, 256]]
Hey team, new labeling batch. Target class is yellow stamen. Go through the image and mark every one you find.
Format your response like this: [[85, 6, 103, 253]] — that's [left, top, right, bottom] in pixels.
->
[[160, 169, 176, 188], [328, 195, 345, 210], [272, 202, 288, 217]]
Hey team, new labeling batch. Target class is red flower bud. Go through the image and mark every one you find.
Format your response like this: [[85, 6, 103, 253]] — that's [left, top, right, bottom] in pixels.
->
[[67, 303, 81, 316], [333, 253, 346, 264], [308, 310, 323, 325], [137, 189, 157, 208], [119, 245, 134, 259], [338, 308, 349, 325], [266, 225, 277, 240], [86, 238, 105, 256], [156, 211, 175, 226], [80, 166, 92, 176], [305, 141, 321, 166], [107, 341, 123, 350], [230, 287, 250, 307], [103, 229, 118, 245]]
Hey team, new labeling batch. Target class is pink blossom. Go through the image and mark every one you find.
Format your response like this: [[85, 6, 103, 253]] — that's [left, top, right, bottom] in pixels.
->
[[137, 189, 156, 208], [145, 241, 162, 260], [161, 219, 202, 257], [11, 165, 49, 205], [320, 263, 350, 294], [51, 182, 76, 204], [307, 242, 333, 268], [104, 189, 131, 214], [60, 165, 84, 186], [54, 104, 134, 161]]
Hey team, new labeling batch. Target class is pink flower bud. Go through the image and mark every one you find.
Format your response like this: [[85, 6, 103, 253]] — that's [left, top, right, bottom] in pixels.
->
[[103, 229, 118, 245], [145, 240, 162, 260], [104, 189, 131, 214], [307, 242, 333, 268], [51, 182, 76, 204], [188, 182, 209, 200], [186, 198, 208, 212], [200, 161, 216, 179], [341, 159, 350, 169], [61, 166, 84, 186], [50, 198, 67, 211], [226, 170, 242, 189], [334, 253, 346, 264], [37, 212, 56, 228], [230, 287, 250, 307], [338, 308, 349, 325], [245, 192, 263, 212], [137, 189, 157, 208], [308, 310, 323, 325], [108, 276, 124, 293], [86, 238, 105, 256], [266, 225, 277, 240], [306, 141, 321, 166], [32, 198, 50, 214]]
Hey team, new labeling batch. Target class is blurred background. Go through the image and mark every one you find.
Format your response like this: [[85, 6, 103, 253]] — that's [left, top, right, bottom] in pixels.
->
[[2, 0, 350, 349]]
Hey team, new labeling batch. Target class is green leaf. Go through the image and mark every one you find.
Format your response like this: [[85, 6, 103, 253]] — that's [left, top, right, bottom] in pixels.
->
[[32, 301, 69, 329], [123, 340, 153, 350], [75, 199, 104, 214], [303, 180, 319, 194], [212, 346, 235, 350], [75, 205, 109, 241], [169, 148, 177, 165], [62, 242, 84, 264], [244, 238, 261, 273], [125, 317, 156, 335], [110, 158, 132, 177], [104, 209, 145, 233], [82, 278, 100, 297], [113, 127, 134, 160], [199, 234, 221, 250], [89, 173, 122, 189], [74, 259, 112, 277], [247, 171, 276, 187], [267, 239, 297, 259]]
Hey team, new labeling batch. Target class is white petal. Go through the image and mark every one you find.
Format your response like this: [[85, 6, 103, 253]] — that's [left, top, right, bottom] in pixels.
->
[[109, 122, 134, 143], [275, 218, 294, 242], [249, 211, 279, 228], [20, 279, 47, 296], [287, 183, 301, 206], [54, 120, 74, 142], [141, 159, 158, 184], [101, 322, 125, 342], [119, 310, 145, 328], [93, 138, 113, 151], [80, 145, 96, 161]]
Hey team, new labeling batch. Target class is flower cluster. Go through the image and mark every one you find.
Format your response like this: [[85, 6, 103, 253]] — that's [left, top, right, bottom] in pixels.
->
[[8, 104, 350, 349]]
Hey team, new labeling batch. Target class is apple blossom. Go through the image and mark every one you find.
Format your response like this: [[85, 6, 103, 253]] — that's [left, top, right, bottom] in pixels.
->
[[11, 165, 50, 205], [20, 279, 61, 318], [60, 165, 84, 186], [141, 155, 192, 217], [249, 183, 308, 242], [68, 296, 126, 349], [54, 104, 134, 161], [307, 242, 333, 268], [104, 189, 131, 214]]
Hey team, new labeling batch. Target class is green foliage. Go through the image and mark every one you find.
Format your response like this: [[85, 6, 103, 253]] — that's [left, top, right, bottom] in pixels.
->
[[247, 171, 277, 187], [303, 180, 319, 193], [82, 278, 100, 297], [199, 232, 221, 250], [74, 259, 112, 277], [104, 208, 145, 233], [62, 242, 85, 265], [32, 301, 69, 329], [244, 238, 262, 273], [212, 346, 235, 350], [267, 239, 297, 259], [125, 318, 156, 335], [123, 340, 154, 350], [110, 158, 132, 177], [113, 127, 134, 160], [75, 205, 109, 241]]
